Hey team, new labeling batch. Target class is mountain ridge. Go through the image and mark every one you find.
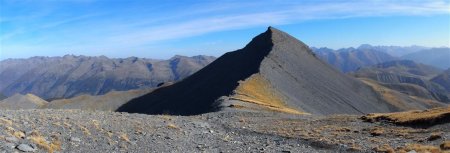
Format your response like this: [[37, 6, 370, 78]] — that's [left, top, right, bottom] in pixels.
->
[[118, 27, 404, 115], [312, 47, 398, 72], [0, 55, 216, 100]]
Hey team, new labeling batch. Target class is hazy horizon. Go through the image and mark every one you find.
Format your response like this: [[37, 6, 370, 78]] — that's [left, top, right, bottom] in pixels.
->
[[0, 43, 449, 61], [1, 1, 449, 60]]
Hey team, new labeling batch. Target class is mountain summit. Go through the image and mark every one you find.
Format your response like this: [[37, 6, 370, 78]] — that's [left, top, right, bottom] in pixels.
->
[[117, 27, 398, 115]]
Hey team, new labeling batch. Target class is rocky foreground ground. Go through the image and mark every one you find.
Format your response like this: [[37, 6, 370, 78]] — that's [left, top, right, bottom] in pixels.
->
[[0, 109, 449, 153]]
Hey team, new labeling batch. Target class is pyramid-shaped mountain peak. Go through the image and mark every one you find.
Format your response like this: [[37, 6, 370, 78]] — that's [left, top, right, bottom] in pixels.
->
[[242, 26, 314, 58], [117, 27, 398, 115], [266, 26, 291, 42]]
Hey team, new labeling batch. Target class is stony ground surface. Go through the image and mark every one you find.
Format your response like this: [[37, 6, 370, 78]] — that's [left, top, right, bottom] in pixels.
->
[[0, 109, 448, 153]]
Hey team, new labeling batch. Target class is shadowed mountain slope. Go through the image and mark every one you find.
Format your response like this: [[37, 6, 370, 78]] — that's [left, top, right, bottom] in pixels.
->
[[0, 55, 215, 100], [0, 94, 48, 110], [118, 27, 401, 115]]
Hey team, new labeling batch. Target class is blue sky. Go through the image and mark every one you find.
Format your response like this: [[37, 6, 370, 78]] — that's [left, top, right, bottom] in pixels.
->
[[1, 0, 449, 59]]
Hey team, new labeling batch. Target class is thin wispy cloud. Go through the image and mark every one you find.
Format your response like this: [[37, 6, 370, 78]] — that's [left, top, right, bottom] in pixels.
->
[[0, 0, 449, 59], [98, 1, 450, 46]]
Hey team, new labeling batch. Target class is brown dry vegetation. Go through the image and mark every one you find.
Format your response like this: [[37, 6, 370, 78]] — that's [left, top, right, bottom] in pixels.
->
[[167, 123, 179, 130], [231, 114, 449, 152], [397, 144, 442, 153], [362, 106, 450, 126], [0, 117, 13, 125], [370, 127, 384, 136], [28, 131, 61, 153], [118, 132, 131, 143], [232, 74, 307, 115], [441, 141, 450, 150], [373, 143, 448, 153]]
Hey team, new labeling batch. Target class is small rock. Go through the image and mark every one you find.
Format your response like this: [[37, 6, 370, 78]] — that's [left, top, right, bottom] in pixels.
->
[[16, 144, 36, 152], [407, 150, 417, 153], [4, 143, 15, 149], [5, 136, 19, 143], [70, 137, 81, 142]]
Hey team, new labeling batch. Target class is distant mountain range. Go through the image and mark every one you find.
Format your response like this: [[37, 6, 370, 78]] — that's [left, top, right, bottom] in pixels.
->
[[312, 47, 397, 72], [402, 48, 450, 69], [0, 55, 215, 100], [312, 45, 450, 72], [357, 44, 428, 57], [352, 60, 449, 103], [1, 43, 448, 102]]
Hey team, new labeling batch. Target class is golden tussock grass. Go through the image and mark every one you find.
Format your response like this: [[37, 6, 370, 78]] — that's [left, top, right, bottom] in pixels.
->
[[159, 114, 173, 121], [167, 123, 179, 130], [0, 117, 13, 125], [5, 126, 25, 139], [441, 141, 450, 150], [232, 74, 308, 115], [13, 131, 25, 139], [28, 131, 61, 153], [369, 127, 384, 136], [397, 144, 441, 153], [362, 106, 450, 126], [77, 124, 91, 136], [119, 132, 131, 143]]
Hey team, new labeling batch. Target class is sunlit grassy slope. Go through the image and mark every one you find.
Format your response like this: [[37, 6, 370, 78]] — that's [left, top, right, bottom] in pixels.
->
[[232, 74, 307, 115]]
